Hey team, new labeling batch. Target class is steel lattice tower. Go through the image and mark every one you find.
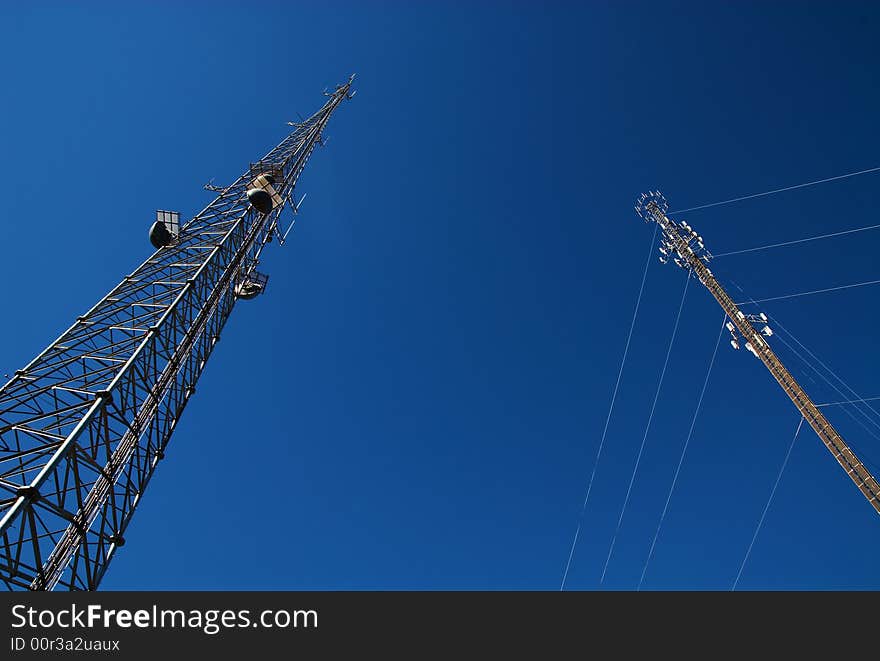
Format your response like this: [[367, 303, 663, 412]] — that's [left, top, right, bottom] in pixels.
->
[[0, 76, 356, 590], [636, 191, 880, 515]]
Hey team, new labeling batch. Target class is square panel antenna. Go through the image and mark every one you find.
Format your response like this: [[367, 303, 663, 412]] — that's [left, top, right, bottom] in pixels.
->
[[149, 210, 180, 249]]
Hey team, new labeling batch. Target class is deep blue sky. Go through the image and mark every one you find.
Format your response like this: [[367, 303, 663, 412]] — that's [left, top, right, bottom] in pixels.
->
[[1, 2, 879, 590]]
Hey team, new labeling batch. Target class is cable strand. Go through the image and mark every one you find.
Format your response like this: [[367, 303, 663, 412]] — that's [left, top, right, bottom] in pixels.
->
[[637, 313, 726, 590], [559, 224, 658, 590], [769, 316, 880, 435], [732, 416, 804, 591], [731, 278, 880, 438], [817, 395, 880, 408], [715, 222, 880, 258], [670, 166, 880, 215], [600, 272, 691, 585], [735, 278, 880, 305]]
